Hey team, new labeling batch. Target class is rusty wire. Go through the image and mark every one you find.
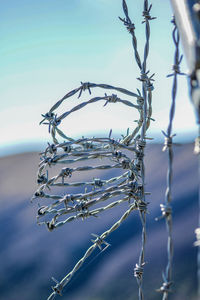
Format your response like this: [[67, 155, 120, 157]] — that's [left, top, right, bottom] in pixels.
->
[[155, 17, 184, 299], [32, 1, 155, 299]]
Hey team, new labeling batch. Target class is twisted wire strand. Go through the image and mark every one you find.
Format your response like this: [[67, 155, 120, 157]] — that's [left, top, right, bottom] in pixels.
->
[[54, 137, 137, 151], [37, 188, 136, 223], [119, 0, 142, 70], [156, 18, 184, 299], [33, 1, 156, 299], [119, 1, 155, 299], [42, 101, 143, 146], [137, 2, 154, 299], [33, 131, 142, 230], [51, 197, 137, 230], [58, 95, 141, 122], [48, 82, 140, 113], [41, 171, 128, 189], [35, 159, 141, 226], [47, 202, 138, 300], [36, 180, 137, 219]]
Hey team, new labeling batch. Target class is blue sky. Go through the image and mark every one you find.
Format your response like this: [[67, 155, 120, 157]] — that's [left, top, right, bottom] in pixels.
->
[[0, 0, 197, 155]]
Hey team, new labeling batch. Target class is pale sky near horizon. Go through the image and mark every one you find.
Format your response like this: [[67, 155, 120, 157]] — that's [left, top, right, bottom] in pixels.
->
[[0, 0, 198, 155]]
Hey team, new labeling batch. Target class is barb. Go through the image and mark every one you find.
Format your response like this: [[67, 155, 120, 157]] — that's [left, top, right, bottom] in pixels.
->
[[156, 17, 184, 300], [58, 94, 141, 123], [194, 125, 200, 298], [47, 203, 138, 300], [32, 1, 155, 299], [119, 1, 155, 299], [41, 82, 140, 122]]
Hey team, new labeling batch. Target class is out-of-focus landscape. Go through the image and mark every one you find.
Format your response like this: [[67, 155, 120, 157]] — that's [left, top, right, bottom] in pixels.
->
[[0, 142, 198, 300], [1, 1, 199, 299]]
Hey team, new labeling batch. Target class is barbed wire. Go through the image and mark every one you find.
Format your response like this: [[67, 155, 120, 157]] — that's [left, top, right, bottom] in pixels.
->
[[32, 1, 155, 299], [119, 1, 155, 298], [46, 202, 140, 300], [155, 17, 184, 299]]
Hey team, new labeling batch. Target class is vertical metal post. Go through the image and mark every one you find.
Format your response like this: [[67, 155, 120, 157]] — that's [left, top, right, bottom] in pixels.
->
[[194, 126, 200, 298], [170, 0, 200, 297]]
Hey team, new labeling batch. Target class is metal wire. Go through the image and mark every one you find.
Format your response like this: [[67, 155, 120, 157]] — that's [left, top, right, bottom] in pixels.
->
[[156, 17, 184, 299], [32, 1, 155, 299], [120, 1, 155, 298]]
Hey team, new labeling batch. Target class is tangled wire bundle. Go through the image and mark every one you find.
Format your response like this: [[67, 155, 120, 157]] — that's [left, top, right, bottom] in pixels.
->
[[32, 1, 156, 299]]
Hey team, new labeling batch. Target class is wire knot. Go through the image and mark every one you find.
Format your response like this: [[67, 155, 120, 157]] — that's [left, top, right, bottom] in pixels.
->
[[137, 140, 146, 149], [194, 136, 200, 155], [128, 180, 138, 191], [113, 151, 123, 159], [34, 190, 45, 198], [121, 159, 130, 169], [60, 167, 72, 178], [155, 204, 172, 221], [119, 17, 135, 34], [40, 112, 55, 125], [163, 136, 172, 151], [79, 210, 94, 220], [104, 93, 119, 106], [94, 178, 103, 187], [138, 72, 148, 82], [161, 203, 172, 216], [37, 206, 48, 216], [63, 194, 74, 208], [128, 170, 135, 180], [142, 4, 156, 23], [63, 145, 72, 153], [91, 233, 110, 251], [74, 200, 87, 213], [167, 56, 185, 77], [46, 216, 57, 231], [134, 263, 145, 279], [137, 96, 144, 106], [136, 150, 144, 161], [146, 81, 154, 91], [37, 174, 48, 184], [157, 281, 173, 293], [126, 22, 135, 33], [51, 277, 63, 296], [162, 131, 174, 151], [127, 181, 140, 200], [136, 199, 148, 212], [47, 114, 61, 130], [135, 140, 145, 166], [143, 10, 151, 20], [83, 141, 94, 150], [78, 82, 91, 98], [47, 143, 57, 154], [42, 156, 55, 166], [172, 63, 180, 74], [44, 112, 54, 119], [138, 73, 155, 93], [194, 227, 200, 247]]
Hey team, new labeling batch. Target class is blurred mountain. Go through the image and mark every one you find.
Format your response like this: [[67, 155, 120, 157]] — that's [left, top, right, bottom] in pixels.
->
[[0, 143, 199, 300]]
